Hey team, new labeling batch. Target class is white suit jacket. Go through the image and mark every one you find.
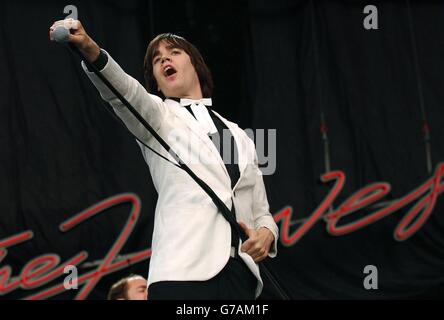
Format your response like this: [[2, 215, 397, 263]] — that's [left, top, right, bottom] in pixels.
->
[[82, 52, 279, 298]]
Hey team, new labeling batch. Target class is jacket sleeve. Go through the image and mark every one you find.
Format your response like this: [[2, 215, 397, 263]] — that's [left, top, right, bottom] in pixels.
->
[[251, 140, 279, 258], [81, 50, 168, 143]]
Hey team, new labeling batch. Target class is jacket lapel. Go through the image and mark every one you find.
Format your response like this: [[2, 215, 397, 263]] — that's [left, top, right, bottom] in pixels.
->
[[166, 99, 231, 182], [210, 110, 248, 184]]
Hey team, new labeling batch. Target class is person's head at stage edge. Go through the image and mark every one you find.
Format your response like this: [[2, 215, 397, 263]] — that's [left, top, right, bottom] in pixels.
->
[[143, 33, 213, 101], [107, 274, 148, 300]]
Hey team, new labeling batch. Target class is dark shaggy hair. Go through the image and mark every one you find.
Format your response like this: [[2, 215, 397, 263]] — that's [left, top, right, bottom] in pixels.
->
[[143, 33, 214, 99], [107, 274, 144, 300]]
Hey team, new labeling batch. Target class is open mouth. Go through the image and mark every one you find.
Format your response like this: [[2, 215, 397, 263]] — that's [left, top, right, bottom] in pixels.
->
[[164, 66, 177, 78]]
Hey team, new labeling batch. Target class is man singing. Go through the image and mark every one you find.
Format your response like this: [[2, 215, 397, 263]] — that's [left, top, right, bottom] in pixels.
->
[[49, 19, 279, 300]]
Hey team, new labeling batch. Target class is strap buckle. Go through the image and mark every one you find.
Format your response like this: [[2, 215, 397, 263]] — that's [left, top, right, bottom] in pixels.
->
[[230, 246, 237, 258]]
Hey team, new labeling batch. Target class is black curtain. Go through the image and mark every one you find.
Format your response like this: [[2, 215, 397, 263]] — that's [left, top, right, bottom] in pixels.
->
[[248, 0, 444, 298], [0, 0, 156, 299]]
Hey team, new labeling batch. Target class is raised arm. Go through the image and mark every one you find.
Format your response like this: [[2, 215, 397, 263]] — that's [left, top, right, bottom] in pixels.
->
[[49, 19, 168, 143]]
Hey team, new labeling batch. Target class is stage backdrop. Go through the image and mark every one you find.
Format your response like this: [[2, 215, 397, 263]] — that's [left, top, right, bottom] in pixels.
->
[[1, 0, 443, 299]]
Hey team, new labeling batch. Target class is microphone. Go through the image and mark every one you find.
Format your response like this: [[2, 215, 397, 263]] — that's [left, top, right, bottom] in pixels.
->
[[51, 25, 80, 58], [51, 26, 70, 43], [51, 24, 96, 71]]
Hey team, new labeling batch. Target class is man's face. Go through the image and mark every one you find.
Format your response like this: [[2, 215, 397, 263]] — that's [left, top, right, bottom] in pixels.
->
[[152, 40, 202, 99], [125, 277, 147, 300]]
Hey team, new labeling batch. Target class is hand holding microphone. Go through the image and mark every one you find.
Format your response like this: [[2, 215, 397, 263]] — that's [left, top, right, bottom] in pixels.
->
[[49, 18, 101, 62]]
